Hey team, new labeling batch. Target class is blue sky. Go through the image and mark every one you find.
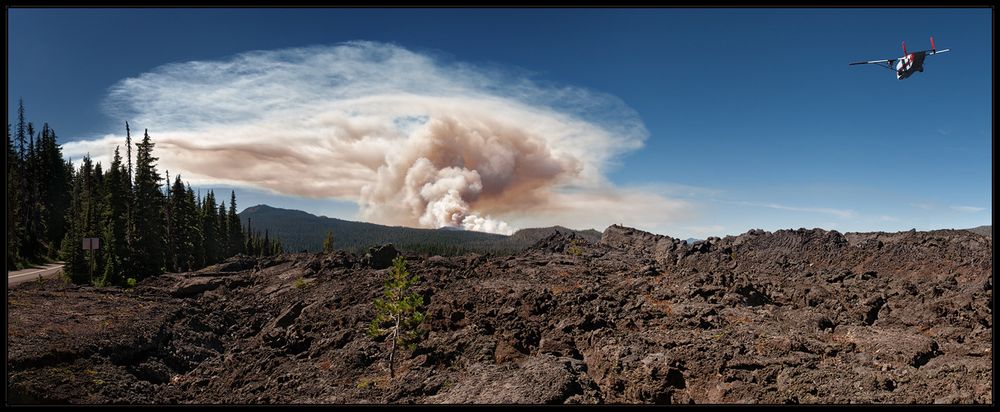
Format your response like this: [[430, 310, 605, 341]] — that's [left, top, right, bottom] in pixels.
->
[[7, 8, 992, 238]]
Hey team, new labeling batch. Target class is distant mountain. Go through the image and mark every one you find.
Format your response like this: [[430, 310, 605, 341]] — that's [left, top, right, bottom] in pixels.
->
[[964, 225, 991, 237], [685, 238, 703, 244], [239, 205, 602, 256]]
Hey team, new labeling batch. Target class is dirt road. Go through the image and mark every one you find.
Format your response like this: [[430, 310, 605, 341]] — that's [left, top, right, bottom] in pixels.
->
[[7, 263, 65, 288]]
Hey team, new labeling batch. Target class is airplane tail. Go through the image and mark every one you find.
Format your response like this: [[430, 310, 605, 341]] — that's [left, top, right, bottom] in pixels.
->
[[930, 36, 936, 52], [902, 41, 907, 55]]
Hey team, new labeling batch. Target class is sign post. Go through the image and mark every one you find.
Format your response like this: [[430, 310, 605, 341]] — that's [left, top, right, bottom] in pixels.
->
[[82, 238, 100, 281]]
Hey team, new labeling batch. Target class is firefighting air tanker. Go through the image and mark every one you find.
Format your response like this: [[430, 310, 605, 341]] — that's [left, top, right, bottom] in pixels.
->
[[850, 36, 950, 80]]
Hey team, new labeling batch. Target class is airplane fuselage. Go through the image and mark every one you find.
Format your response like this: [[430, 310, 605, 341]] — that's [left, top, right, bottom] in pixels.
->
[[895, 52, 927, 80]]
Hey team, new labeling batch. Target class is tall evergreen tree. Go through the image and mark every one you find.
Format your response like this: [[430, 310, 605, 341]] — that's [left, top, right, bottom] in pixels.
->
[[123, 122, 135, 278], [200, 191, 219, 266], [100, 147, 129, 286], [131, 129, 166, 278], [21, 121, 43, 260], [166, 174, 198, 272], [164, 170, 173, 270], [218, 201, 228, 258], [60, 155, 102, 283], [60, 165, 86, 280], [186, 184, 204, 271], [7, 124, 21, 269], [38, 124, 71, 257], [125, 121, 132, 184], [228, 190, 243, 256], [16, 98, 26, 158]]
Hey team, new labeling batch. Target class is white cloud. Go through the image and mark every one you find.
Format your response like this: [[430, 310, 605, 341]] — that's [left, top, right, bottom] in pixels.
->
[[65, 41, 690, 235], [728, 200, 855, 219], [951, 205, 985, 213]]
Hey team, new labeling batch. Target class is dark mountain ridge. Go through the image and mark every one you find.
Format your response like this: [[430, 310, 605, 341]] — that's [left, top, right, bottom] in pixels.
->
[[239, 204, 602, 255]]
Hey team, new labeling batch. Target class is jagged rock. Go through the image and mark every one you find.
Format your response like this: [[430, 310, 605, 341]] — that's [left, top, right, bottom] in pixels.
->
[[210, 255, 258, 273], [365, 244, 399, 269], [427, 355, 600, 404], [6, 225, 992, 404], [171, 276, 225, 298]]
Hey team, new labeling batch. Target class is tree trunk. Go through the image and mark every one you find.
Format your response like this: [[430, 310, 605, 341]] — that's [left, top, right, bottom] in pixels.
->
[[389, 316, 400, 379]]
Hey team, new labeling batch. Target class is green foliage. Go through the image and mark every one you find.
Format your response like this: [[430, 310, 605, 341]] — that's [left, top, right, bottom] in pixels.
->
[[567, 238, 583, 256], [125, 277, 137, 288], [294, 276, 308, 289], [10, 105, 286, 287], [131, 129, 166, 279], [368, 256, 426, 378], [200, 191, 220, 266], [166, 174, 199, 272], [8, 100, 74, 269], [228, 191, 244, 257], [101, 147, 129, 286], [323, 230, 335, 253]]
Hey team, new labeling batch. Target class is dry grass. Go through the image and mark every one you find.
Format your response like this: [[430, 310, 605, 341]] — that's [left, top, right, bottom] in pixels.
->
[[356, 375, 391, 390], [643, 294, 673, 316]]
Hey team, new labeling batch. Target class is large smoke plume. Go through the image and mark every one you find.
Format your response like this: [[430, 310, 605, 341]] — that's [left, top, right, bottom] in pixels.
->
[[64, 41, 694, 234]]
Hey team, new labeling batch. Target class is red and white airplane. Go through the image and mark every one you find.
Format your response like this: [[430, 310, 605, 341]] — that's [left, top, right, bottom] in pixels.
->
[[850, 36, 950, 80]]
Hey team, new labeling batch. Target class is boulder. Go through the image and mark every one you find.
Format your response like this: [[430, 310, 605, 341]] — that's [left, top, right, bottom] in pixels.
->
[[365, 244, 400, 269]]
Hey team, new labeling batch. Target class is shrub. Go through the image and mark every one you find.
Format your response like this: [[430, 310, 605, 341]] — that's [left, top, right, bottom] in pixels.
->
[[294, 276, 308, 289]]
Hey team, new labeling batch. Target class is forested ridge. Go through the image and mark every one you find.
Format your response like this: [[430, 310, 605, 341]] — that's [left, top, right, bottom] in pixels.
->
[[239, 204, 602, 256], [7, 99, 282, 286]]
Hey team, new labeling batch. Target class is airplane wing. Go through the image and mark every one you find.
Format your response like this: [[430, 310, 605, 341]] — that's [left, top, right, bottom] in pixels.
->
[[849, 58, 897, 71], [925, 48, 950, 56], [849, 58, 894, 66]]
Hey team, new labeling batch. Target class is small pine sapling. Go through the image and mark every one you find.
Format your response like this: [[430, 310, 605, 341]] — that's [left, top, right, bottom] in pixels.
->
[[368, 256, 425, 379]]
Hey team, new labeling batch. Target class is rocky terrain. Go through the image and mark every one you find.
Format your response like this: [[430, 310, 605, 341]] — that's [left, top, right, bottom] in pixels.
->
[[6, 225, 993, 404]]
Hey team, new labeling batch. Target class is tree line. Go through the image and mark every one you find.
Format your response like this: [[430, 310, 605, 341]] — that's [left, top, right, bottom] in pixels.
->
[[7, 99, 283, 286]]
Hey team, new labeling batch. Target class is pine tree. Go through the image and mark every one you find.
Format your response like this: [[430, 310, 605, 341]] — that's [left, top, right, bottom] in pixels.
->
[[368, 256, 426, 379], [228, 191, 243, 256], [218, 200, 228, 259], [245, 217, 253, 255], [262, 229, 270, 257], [187, 184, 203, 272], [272, 237, 283, 256], [16, 98, 27, 158], [60, 155, 102, 283], [7, 123, 21, 269], [23, 122, 38, 259], [100, 147, 129, 286], [131, 129, 166, 278], [22, 121, 44, 260], [323, 230, 335, 253], [200, 191, 218, 266], [60, 165, 86, 281], [39, 124, 71, 258], [164, 170, 174, 270], [166, 174, 198, 272], [125, 122, 132, 184], [123, 122, 135, 278]]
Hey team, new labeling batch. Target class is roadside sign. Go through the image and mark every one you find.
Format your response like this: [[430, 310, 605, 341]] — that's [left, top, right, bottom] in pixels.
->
[[82, 238, 101, 250]]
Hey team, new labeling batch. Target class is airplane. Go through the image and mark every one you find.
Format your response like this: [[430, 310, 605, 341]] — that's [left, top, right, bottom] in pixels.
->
[[849, 36, 950, 80]]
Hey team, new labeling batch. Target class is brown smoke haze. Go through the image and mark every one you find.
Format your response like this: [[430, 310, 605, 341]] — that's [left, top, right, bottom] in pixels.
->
[[64, 42, 696, 234]]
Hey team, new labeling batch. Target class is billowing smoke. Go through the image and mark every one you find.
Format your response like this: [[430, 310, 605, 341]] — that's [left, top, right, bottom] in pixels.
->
[[65, 41, 694, 234]]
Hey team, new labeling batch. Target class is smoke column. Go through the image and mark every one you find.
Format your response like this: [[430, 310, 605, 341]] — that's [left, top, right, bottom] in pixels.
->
[[65, 41, 691, 234]]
